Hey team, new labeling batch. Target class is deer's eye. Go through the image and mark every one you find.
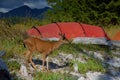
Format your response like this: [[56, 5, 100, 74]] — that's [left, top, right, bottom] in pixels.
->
[[63, 37, 66, 40]]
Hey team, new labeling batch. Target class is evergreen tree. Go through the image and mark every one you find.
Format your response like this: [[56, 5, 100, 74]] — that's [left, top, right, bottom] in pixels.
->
[[47, 0, 120, 26]]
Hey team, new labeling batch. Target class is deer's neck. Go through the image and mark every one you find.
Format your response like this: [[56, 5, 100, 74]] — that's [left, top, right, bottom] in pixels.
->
[[52, 40, 63, 50]]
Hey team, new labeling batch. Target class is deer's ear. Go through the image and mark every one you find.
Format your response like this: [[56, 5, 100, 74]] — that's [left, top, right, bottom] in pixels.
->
[[62, 34, 66, 40], [59, 33, 66, 38], [59, 33, 62, 36], [59, 33, 61, 36], [63, 33, 65, 37]]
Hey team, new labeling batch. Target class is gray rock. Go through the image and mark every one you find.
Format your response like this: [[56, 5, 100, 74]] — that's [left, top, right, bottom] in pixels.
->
[[0, 51, 6, 57], [94, 52, 104, 61], [73, 63, 78, 72], [70, 71, 81, 77], [0, 59, 8, 71], [7, 49, 120, 80], [59, 53, 74, 61], [112, 51, 120, 56], [107, 57, 120, 67], [19, 64, 33, 80], [19, 64, 28, 77], [0, 58, 12, 80], [86, 72, 114, 80], [78, 77, 86, 80]]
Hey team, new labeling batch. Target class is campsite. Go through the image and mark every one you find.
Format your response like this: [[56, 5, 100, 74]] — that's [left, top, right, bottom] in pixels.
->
[[0, 0, 120, 80]]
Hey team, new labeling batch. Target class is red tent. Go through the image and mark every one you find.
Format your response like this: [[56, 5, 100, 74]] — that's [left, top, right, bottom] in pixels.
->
[[112, 31, 120, 41], [27, 22, 110, 45]]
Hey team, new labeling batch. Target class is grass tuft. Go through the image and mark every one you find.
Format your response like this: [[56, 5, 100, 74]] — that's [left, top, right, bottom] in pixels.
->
[[34, 72, 77, 80], [69, 58, 106, 74], [6, 61, 21, 71], [52, 43, 112, 57]]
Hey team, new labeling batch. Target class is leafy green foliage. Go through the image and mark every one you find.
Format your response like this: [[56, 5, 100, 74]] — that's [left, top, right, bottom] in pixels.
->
[[47, 0, 120, 26]]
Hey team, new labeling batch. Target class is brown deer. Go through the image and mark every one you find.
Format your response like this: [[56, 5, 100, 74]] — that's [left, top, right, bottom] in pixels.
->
[[23, 33, 69, 71]]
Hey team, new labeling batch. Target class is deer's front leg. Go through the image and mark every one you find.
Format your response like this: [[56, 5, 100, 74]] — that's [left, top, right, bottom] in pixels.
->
[[28, 52, 37, 70], [24, 50, 30, 66]]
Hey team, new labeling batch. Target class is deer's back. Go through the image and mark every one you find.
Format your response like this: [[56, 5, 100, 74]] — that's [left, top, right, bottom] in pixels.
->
[[35, 38, 58, 53], [24, 37, 57, 53]]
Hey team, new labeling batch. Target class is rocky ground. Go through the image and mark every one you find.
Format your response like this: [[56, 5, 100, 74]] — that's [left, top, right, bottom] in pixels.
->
[[9, 47, 119, 80]]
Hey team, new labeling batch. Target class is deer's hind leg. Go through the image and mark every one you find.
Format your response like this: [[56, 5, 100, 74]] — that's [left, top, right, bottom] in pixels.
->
[[42, 53, 48, 71], [46, 56, 49, 71]]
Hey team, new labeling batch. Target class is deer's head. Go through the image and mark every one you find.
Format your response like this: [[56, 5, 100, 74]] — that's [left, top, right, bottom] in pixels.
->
[[59, 33, 72, 44]]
